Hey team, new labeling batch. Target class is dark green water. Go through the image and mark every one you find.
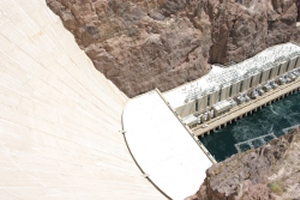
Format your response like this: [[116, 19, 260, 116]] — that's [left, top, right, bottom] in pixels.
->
[[199, 90, 300, 162]]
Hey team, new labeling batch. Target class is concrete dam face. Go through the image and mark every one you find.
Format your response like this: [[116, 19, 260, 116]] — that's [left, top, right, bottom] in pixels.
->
[[0, 1, 165, 199]]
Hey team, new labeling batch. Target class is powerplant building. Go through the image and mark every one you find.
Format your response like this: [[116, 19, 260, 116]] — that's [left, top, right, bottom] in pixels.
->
[[164, 43, 300, 128], [1, 1, 300, 200]]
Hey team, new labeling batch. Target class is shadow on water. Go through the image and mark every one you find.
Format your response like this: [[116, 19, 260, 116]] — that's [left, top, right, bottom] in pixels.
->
[[199, 90, 300, 162]]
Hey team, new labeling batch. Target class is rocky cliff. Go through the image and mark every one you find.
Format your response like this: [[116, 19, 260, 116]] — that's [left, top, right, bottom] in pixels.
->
[[46, 0, 211, 97], [297, 1, 300, 21], [46, 0, 300, 97], [208, 0, 300, 65], [186, 128, 300, 200]]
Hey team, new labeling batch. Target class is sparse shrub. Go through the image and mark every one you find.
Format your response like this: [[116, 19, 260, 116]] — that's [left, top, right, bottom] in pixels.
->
[[268, 182, 284, 195], [127, 27, 138, 37]]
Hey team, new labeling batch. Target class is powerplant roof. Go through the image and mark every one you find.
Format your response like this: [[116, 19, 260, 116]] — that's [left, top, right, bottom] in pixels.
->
[[164, 42, 300, 108], [0, 1, 165, 199]]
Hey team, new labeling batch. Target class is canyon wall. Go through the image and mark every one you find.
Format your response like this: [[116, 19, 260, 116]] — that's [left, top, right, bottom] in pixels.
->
[[186, 128, 300, 200], [46, 0, 300, 97], [297, 1, 300, 21], [46, 0, 211, 97], [209, 0, 300, 65]]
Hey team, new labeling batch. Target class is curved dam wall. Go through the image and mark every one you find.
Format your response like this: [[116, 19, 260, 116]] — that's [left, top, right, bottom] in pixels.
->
[[0, 1, 165, 199], [123, 90, 213, 200]]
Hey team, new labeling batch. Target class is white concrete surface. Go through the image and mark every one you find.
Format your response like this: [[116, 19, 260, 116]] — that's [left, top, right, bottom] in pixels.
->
[[164, 43, 300, 109], [0, 1, 166, 199], [123, 90, 213, 200]]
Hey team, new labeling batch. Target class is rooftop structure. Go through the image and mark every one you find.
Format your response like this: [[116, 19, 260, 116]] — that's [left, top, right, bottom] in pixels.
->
[[164, 43, 300, 109]]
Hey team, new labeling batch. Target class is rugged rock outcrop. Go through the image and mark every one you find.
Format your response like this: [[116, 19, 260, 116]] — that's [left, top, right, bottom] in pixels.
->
[[297, 1, 300, 21], [46, 0, 211, 97], [46, 0, 300, 97], [208, 0, 300, 65], [187, 128, 300, 200]]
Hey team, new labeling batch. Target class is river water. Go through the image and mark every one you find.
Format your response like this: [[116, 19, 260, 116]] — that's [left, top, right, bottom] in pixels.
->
[[199, 90, 300, 162]]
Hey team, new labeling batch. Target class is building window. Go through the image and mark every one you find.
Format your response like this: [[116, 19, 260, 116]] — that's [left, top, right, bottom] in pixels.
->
[[240, 81, 243, 92], [269, 68, 273, 79], [249, 76, 253, 87], [207, 95, 210, 107], [259, 72, 263, 84], [277, 64, 282, 76], [229, 85, 233, 97]]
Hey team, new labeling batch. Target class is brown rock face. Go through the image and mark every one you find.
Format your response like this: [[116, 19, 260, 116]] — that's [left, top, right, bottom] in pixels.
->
[[297, 1, 300, 21], [188, 128, 300, 200], [46, 0, 300, 97], [207, 0, 300, 65], [46, 0, 211, 97]]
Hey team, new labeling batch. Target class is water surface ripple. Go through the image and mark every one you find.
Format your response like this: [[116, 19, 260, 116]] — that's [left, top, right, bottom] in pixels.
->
[[199, 90, 300, 162]]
